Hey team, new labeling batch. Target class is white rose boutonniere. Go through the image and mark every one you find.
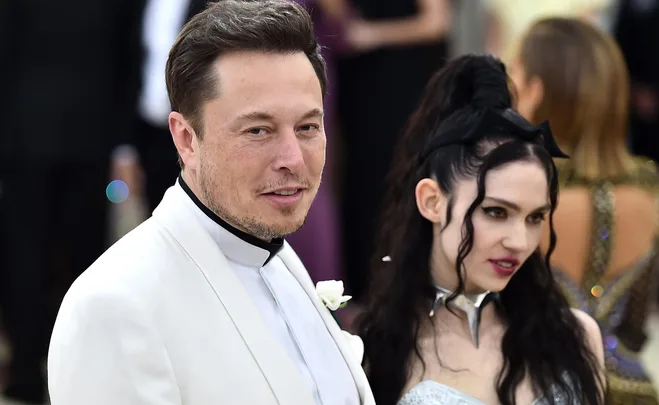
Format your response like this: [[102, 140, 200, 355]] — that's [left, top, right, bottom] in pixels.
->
[[316, 281, 364, 363], [316, 280, 352, 311], [341, 330, 365, 363]]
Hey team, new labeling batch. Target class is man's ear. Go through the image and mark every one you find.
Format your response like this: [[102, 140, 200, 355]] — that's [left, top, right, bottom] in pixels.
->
[[170, 111, 199, 169]]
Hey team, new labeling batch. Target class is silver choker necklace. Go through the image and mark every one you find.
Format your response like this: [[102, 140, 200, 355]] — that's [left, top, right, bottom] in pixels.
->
[[429, 286, 499, 348]]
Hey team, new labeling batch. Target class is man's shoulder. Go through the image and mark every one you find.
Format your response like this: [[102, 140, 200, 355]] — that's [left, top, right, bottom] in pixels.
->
[[96, 217, 178, 269], [64, 218, 181, 307]]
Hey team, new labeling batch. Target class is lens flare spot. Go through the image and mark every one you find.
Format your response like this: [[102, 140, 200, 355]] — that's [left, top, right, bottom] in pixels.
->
[[605, 336, 618, 350], [106, 180, 129, 204], [590, 285, 604, 298]]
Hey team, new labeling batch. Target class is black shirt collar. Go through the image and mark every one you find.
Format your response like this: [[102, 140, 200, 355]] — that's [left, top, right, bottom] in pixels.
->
[[179, 175, 284, 266]]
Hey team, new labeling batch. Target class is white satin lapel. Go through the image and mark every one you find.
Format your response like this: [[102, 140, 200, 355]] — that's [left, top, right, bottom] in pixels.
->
[[278, 244, 375, 405], [152, 188, 315, 405]]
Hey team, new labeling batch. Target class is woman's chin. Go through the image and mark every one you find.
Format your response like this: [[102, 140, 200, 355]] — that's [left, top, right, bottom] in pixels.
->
[[467, 278, 511, 294]]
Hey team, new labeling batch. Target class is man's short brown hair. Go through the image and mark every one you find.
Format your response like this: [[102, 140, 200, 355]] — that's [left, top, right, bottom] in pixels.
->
[[165, 0, 327, 143]]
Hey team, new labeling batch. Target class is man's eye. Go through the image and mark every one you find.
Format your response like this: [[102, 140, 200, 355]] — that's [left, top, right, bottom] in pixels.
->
[[298, 124, 320, 132], [246, 128, 266, 136]]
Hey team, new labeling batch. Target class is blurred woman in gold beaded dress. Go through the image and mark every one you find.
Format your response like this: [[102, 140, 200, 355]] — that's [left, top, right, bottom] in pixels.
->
[[509, 17, 659, 404]]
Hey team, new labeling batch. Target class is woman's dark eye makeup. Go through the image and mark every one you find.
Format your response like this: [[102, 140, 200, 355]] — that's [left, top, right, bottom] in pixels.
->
[[482, 206, 507, 218], [481, 206, 547, 223]]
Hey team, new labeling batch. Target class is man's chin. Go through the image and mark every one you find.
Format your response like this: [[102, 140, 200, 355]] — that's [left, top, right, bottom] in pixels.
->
[[239, 212, 307, 241], [267, 216, 307, 238], [264, 198, 311, 221], [241, 198, 312, 239]]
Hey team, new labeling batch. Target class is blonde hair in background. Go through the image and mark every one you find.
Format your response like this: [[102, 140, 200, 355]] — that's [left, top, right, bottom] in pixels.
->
[[517, 17, 635, 180]]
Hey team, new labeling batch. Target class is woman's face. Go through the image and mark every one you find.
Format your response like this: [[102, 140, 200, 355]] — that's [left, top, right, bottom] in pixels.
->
[[431, 160, 550, 293]]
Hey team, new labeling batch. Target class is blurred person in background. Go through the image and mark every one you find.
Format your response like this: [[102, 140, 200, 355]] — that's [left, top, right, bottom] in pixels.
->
[[282, 0, 347, 284], [614, 0, 659, 165], [137, 0, 206, 212], [510, 17, 659, 404], [451, 0, 488, 56], [484, 0, 612, 60], [0, 0, 145, 403], [336, 0, 452, 302]]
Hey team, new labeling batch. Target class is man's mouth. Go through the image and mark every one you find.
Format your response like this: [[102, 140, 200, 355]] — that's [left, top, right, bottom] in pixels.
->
[[270, 189, 299, 196], [260, 187, 307, 207]]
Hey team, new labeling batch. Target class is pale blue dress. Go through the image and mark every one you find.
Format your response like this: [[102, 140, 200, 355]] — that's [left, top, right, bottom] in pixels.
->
[[399, 380, 575, 405]]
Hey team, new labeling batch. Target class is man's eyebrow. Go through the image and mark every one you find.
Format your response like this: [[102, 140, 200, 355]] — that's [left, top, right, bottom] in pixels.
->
[[234, 108, 324, 122], [234, 111, 276, 122], [299, 108, 324, 120]]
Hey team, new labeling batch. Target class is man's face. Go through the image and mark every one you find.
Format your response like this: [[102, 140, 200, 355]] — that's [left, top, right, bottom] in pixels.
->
[[187, 51, 325, 240]]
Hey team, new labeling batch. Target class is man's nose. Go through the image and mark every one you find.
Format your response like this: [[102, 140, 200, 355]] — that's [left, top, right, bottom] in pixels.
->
[[273, 130, 305, 172]]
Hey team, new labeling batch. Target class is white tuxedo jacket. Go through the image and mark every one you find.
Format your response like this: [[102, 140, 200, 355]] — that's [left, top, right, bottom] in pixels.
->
[[47, 187, 375, 405]]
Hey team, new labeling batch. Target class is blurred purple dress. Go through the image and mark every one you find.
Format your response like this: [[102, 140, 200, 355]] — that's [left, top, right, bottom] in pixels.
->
[[286, 0, 344, 284]]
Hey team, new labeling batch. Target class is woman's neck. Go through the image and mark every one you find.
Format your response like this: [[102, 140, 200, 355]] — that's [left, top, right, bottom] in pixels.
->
[[429, 286, 503, 347], [429, 242, 504, 345], [432, 303, 502, 345]]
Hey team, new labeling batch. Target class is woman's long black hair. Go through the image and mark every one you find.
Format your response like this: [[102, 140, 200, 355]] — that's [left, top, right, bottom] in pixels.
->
[[355, 54, 605, 405]]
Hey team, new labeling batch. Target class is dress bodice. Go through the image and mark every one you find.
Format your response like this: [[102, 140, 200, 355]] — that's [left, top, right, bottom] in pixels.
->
[[553, 158, 659, 403], [398, 380, 573, 405]]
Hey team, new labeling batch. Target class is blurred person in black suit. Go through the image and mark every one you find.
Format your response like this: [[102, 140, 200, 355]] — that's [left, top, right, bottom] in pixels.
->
[[136, 0, 207, 211], [0, 1, 146, 403], [615, 0, 659, 162], [336, 0, 452, 301]]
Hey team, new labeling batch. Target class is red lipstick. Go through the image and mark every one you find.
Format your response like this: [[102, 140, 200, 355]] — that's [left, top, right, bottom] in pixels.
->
[[488, 257, 520, 277]]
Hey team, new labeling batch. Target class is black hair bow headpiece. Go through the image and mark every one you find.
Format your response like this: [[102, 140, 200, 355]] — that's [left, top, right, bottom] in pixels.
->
[[421, 108, 569, 160]]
